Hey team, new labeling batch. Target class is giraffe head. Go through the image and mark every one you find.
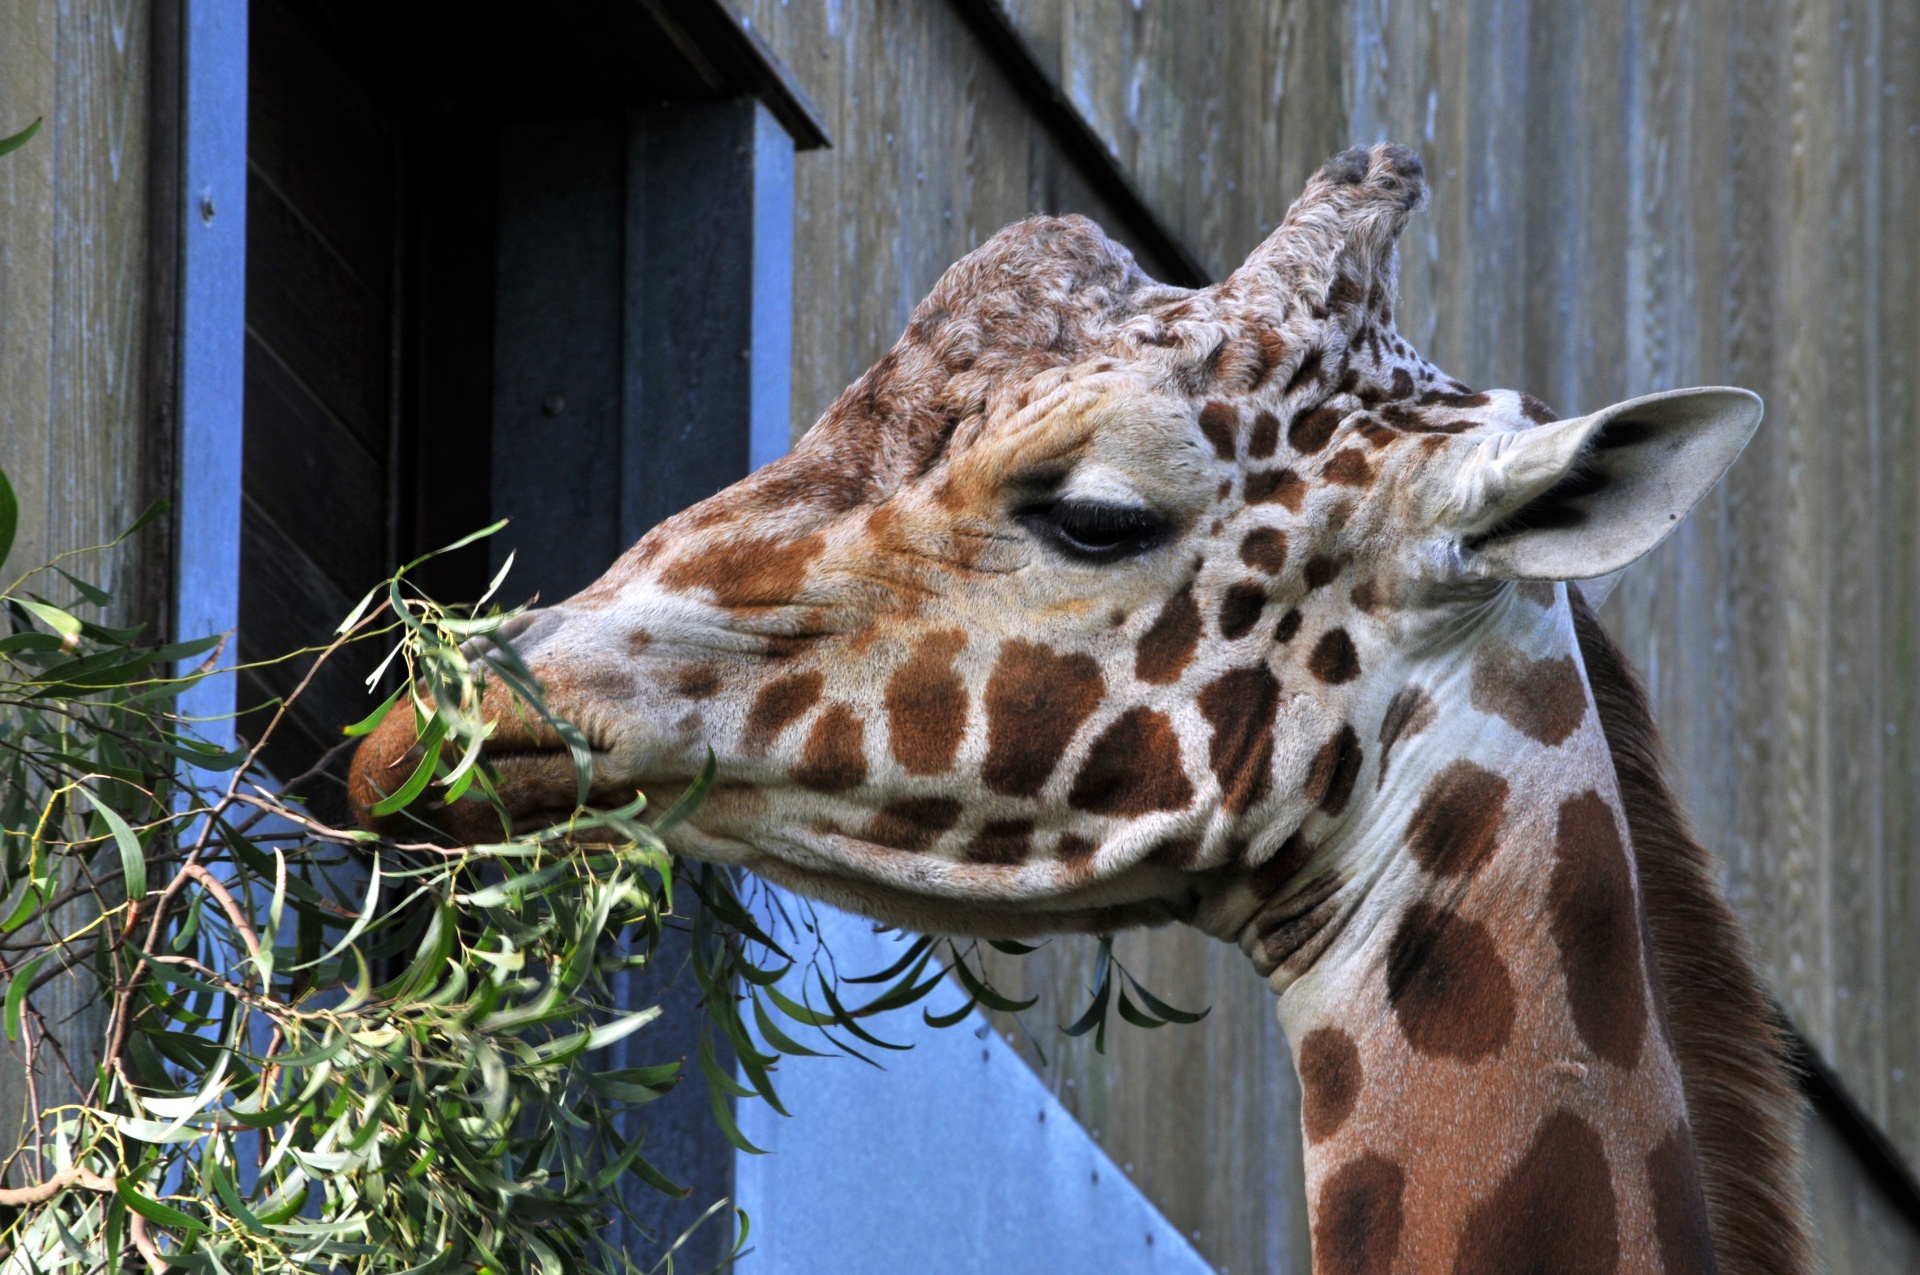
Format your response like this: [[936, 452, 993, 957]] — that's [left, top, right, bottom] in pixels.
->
[[350, 144, 1757, 944]]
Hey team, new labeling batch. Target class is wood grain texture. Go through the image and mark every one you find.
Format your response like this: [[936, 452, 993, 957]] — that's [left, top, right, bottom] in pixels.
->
[[0, 0, 153, 1164], [727, 0, 1920, 1266]]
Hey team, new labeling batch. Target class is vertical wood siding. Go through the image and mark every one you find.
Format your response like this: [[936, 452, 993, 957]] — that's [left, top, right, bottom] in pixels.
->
[[0, 0, 154, 1160], [0, 0, 154, 616], [734, 1, 1919, 1269]]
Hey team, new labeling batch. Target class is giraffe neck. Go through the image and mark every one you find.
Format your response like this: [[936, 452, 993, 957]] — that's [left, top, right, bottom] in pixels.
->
[[1271, 585, 1720, 1274]]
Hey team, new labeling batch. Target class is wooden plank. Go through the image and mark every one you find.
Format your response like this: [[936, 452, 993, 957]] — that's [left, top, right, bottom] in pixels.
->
[[1876, 0, 1920, 1168], [0, 4, 59, 587], [242, 333, 388, 598], [243, 168, 393, 457], [47, 0, 154, 615], [247, 0, 396, 309]]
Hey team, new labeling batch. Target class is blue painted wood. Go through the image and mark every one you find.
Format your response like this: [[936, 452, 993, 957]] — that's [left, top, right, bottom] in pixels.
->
[[174, 0, 248, 747], [750, 102, 795, 470], [734, 893, 1218, 1275]]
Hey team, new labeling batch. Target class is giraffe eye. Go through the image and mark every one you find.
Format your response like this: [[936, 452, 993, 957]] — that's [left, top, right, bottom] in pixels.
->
[[1021, 499, 1167, 562]]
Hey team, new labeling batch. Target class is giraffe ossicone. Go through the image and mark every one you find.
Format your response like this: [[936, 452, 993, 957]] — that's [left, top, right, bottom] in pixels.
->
[[352, 143, 1809, 1275]]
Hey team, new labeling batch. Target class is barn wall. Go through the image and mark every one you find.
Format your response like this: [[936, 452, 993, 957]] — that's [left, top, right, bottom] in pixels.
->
[[0, 0, 160, 622], [732, 1, 1920, 1271], [0, 0, 160, 1161]]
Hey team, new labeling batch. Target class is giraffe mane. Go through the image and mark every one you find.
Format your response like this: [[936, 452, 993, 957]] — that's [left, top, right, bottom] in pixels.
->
[[1571, 589, 1813, 1275]]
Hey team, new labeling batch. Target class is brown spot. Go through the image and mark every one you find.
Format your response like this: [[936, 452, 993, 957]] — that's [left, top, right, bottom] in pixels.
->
[[885, 630, 969, 775], [1517, 581, 1557, 607], [627, 629, 654, 655], [1216, 479, 1232, 500], [1300, 1027, 1363, 1144], [1417, 387, 1490, 409], [1303, 554, 1340, 590], [658, 533, 826, 609], [1389, 367, 1414, 399], [1452, 1110, 1619, 1275], [1055, 833, 1098, 866], [1405, 761, 1508, 877], [1135, 584, 1202, 684], [1198, 399, 1240, 459], [1313, 1154, 1404, 1275], [1196, 665, 1281, 813], [1550, 791, 1648, 1070], [670, 664, 724, 700], [1068, 708, 1194, 817], [866, 797, 963, 852], [1218, 583, 1268, 639], [1354, 418, 1399, 448], [981, 641, 1105, 797], [1146, 834, 1201, 869], [1305, 725, 1364, 816], [1308, 628, 1361, 683], [1249, 410, 1281, 459], [1239, 527, 1289, 574], [743, 671, 824, 752], [1385, 903, 1514, 1060], [1646, 1125, 1719, 1275], [962, 819, 1034, 865], [791, 704, 867, 792], [1376, 685, 1435, 782], [1291, 405, 1345, 454], [1245, 467, 1306, 510], [1470, 643, 1588, 745], [1284, 347, 1324, 395], [1322, 448, 1372, 487], [1274, 608, 1303, 644], [1519, 392, 1560, 424]]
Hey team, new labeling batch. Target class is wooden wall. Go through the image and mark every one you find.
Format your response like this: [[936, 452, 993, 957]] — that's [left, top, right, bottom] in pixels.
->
[[730, 1, 1920, 1271], [0, 0, 160, 622], [0, 0, 159, 1157]]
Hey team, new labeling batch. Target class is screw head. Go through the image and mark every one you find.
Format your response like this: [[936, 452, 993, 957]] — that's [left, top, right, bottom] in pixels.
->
[[541, 394, 565, 418]]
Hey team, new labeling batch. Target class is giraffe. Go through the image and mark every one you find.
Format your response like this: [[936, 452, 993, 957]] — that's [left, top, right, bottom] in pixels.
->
[[352, 143, 1811, 1275]]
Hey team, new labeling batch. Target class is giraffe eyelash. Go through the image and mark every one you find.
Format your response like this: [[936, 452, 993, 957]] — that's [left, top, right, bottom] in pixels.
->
[[1019, 499, 1169, 562]]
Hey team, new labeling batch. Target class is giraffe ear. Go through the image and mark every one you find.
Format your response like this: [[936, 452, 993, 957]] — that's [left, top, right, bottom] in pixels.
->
[[1440, 387, 1763, 582]]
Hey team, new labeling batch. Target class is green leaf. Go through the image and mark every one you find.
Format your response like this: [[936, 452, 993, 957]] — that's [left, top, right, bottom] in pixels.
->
[[93, 798, 147, 901], [116, 1179, 207, 1233], [1061, 969, 1111, 1039], [0, 464, 17, 576], [367, 716, 446, 816], [1122, 971, 1208, 1025], [750, 992, 828, 1059], [843, 933, 936, 984], [0, 118, 42, 159], [54, 567, 112, 607], [121, 498, 169, 538], [1114, 986, 1166, 1030], [922, 998, 976, 1029], [16, 598, 81, 639], [5, 951, 45, 1039], [651, 750, 716, 832], [949, 951, 1038, 1013], [342, 683, 404, 736]]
